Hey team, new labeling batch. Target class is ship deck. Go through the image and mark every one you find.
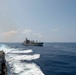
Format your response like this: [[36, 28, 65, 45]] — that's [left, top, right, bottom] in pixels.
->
[[0, 51, 7, 75]]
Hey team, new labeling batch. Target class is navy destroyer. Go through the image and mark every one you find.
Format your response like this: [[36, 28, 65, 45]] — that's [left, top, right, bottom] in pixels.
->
[[22, 38, 44, 46]]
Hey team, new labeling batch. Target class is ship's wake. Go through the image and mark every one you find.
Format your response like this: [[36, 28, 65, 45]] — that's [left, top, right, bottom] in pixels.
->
[[0, 44, 44, 75]]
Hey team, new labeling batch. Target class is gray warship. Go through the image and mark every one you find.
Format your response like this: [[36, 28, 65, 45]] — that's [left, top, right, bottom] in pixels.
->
[[22, 38, 44, 46], [0, 51, 7, 75]]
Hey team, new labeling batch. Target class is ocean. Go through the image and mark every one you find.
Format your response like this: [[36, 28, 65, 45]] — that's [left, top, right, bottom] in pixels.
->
[[0, 43, 76, 75]]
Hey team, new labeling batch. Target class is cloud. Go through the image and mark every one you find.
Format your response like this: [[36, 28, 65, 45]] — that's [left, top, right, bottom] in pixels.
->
[[2, 30, 18, 37], [33, 33, 43, 38], [21, 29, 43, 39], [1, 29, 43, 42], [22, 29, 32, 35], [2, 29, 33, 37]]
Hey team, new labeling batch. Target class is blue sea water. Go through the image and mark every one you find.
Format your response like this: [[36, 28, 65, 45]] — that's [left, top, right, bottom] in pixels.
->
[[0, 43, 76, 75]]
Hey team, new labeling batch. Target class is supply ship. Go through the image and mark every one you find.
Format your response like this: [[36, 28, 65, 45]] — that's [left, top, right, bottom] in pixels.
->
[[22, 38, 44, 46], [0, 51, 7, 75]]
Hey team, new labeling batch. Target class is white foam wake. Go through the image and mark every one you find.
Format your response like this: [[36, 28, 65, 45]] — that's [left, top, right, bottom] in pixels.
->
[[9, 61, 44, 75], [0, 44, 45, 75], [7, 54, 40, 61], [9, 49, 33, 54]]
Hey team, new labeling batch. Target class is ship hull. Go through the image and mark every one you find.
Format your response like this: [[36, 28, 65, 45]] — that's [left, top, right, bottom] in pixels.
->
[[22, 42, 43, 46]]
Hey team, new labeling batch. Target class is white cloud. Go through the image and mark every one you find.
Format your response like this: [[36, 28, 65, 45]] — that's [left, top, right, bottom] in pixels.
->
[[22, 29, 32, 35], [2, 29, 33, 37], [33, 33, 43, 38], [2, 30, 18, 37], [21, 29, 43, 39], [1, 29, 43, 42]]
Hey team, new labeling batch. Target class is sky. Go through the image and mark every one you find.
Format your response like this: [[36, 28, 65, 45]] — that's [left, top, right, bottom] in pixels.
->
[[0, 0, 76, 42]]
